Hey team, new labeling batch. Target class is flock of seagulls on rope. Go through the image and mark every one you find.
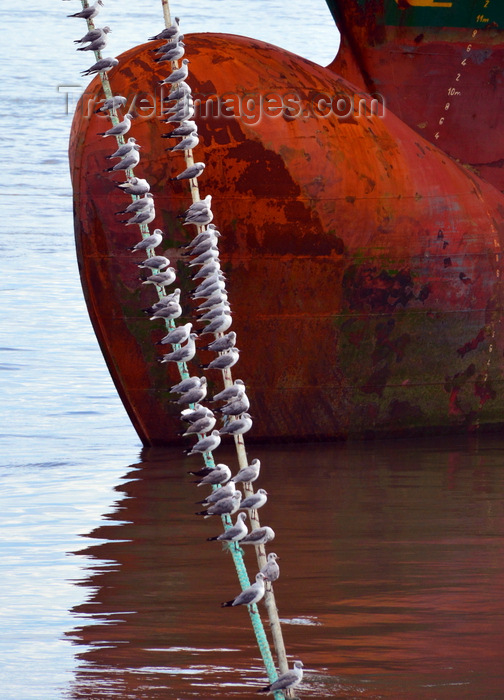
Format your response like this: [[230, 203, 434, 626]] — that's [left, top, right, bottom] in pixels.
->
[[67, 4, 303, 696]]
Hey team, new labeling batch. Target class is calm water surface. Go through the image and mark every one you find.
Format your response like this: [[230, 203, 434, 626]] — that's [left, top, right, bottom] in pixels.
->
[[1, 2, 504, 699]]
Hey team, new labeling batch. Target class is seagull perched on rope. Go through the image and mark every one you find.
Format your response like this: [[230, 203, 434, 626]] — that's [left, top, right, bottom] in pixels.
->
[[74, 26, 111, 45], [141, 267, 177, 289], [221, 573, 266, 608], [157, 322, 192, 346], [170, 161, 204, 181], [175, 377, 208, 405], [98, 113, 134, 137], [195, 490, 241, 517], [186, 429, 222, 458], [159, 333, 197, 364], [106, 137, 140, 160], [230, 458, 260, 484], [68, 0, 103, 19], [76, 34, 109, 52], [128, 227, 163, 252], [105, 148, 140, 173], [202, 348, 240, 372], [81, 56, 118, 76], [117, 177, 150, 195], [199, 312, 232, 335], [239, 525, 275, 546], [95, 95, 126, 113], [207, 512, 248, 543], [119, 193, 154, 215], [137, 255, 170, 271], [260, 553, 280, 583], [149, 17, 180, 41], [122, 204, 156, 226], [258, 661, 303, 695], [159, 58, 190, 85], [190, 462, 230, 488]]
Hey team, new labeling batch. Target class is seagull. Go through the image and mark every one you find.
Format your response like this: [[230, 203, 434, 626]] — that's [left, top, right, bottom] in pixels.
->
[[81, 56, 118, 76], [159, 58, 190, 85], [165, 81, 192, 101], [192, 259, 222, 281], [98, 113, 134, 137], [192, 279, 225, 299], [183, 208, 213, 226], [195, 490, 241, 517], [149, 17, 180, 41], [181, 412, 216, 436], [260, 553, 280, 582], [123, 206, 156, 226], [138, 255, 170, 271], [240, 526, 275, 546], [239, 489, 268, 511], [76, 34, 108, 52], [199, 304, 231, 323], [221, 573, 266, 608], [117, 177, 150, 195], [169, 133, 199, 152], [142, 268, 177, 289], [188, 247, 219, 268], [170, 161, 205, 182], [68, 0, 103, 19], [202, 348, 240, 372], [165, 95, 194, 115], [220, 391, 250, 416], [186, 429, 221, 457], [170, 374, 200, 394], [106, 137, 140, 159], [231, 458, 261, 484], [105, 148, 140, 172], [184, 226, 221, 252], [159, 333, 197, 364], [197, 289, 228, 309], [258, 661, 303, 695], [164, 104, 195, 124], [154, 34, 184, 53], [176, 377, 208, 405], [196, 480, 236, 505], [95, 95, 126, 113], [165, 121, 198, 138], [219, 413, 253, 436], [207, 512, 248, 542], [120, 193, 154, 215], [180, 195, 212, 218], [213, 380, 246, 403], [199, 312, 233, 335], [181, 404, 213, 424], [74, 25, 111, 44], [157, 323, 192, 347], [192, 272, 226, 295], [150, 301, 181, 321], [190, 461, 230, 486], [203, 331, 237, 350], [155, 42, 185, 62], [128, 227, 162, 252]]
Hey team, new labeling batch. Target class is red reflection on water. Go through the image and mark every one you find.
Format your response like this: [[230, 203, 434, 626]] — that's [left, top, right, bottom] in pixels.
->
[[67, 438, 504, 699]]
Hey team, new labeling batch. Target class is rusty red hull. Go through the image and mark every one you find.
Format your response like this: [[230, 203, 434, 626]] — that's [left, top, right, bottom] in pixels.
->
[[70, 30, 504, 445]]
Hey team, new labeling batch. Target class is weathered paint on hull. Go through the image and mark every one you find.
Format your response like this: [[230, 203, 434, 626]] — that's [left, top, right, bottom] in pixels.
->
[[328, 0, 504, 192], [70, 33, 504, 445]]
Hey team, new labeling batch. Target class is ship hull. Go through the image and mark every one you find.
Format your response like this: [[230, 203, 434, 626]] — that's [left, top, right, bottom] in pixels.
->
[[70, 33, 504, 445]]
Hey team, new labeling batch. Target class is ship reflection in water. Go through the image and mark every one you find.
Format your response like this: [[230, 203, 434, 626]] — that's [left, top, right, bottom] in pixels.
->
[[67, 437, 504, 699]]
